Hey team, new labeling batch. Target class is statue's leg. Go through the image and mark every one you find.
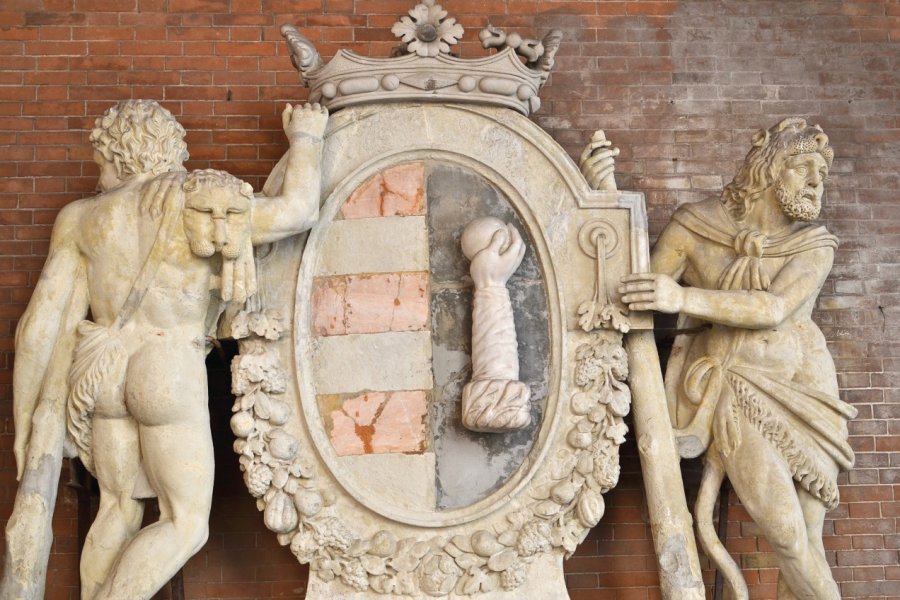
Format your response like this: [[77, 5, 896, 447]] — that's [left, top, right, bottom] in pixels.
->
[[775, 483, 836, 600], [93, 344, 212, 600], [776, 572, 800, 600], [80, 415, 144, 600], [722, 422, 840, 600], [694, 449, 747, 600]]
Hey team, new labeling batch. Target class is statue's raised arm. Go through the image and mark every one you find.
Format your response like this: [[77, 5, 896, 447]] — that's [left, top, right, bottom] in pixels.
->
[[11, 205, 89, 481], [252, 102, 329, 244]]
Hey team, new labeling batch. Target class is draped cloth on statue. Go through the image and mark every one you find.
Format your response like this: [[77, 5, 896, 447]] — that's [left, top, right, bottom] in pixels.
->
[[663, 200, 856, 509]]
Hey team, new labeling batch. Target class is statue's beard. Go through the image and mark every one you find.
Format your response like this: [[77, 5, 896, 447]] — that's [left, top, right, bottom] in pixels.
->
[[189, 238, 216, 258], [187, 237, 245, 259], [775, 183, 821, 221], [221, 241, 243, 260]]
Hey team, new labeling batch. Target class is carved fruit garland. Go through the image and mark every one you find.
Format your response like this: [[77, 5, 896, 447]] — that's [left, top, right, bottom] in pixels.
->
[[232, 312, 630, 597], [229, 310, 325, 535]]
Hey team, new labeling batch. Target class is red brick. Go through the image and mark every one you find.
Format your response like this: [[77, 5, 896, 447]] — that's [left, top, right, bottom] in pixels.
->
[[169, 0, 229, 12], [119, 40, 183, 55], [71, 26, 133, 41], [1, 3, 898, 599]]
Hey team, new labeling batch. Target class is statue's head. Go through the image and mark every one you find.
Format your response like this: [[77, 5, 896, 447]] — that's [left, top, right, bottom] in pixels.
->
[[90, 100, 188, 191], [182, 169, 254, 260], [722, 117, 833, 222]]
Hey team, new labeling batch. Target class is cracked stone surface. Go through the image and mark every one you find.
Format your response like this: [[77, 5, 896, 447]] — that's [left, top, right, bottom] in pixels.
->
[[339, 161, 425, 219], [311, 272, 429, 336], [325, 390, 429, 456]]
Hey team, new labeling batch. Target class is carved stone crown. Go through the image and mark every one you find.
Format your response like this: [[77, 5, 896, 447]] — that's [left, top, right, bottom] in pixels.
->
[[281, 0, 561, 116]]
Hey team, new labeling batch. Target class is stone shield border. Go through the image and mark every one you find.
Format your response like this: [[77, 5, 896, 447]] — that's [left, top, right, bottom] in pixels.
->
[[230, 103, 651, 599]]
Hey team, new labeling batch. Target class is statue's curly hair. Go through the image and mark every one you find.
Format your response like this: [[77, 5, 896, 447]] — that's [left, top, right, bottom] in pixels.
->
[[89, 100, 188, 179], [722, 117, 833, 221]]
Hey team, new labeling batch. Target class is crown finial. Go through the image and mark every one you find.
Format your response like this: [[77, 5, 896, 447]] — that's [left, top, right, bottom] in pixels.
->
[[281, 1, 562, 116], [390, 0, 464, 57]]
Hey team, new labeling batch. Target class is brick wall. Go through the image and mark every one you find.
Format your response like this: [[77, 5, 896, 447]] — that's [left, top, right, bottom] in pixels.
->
[[0, 1, 897, 598]]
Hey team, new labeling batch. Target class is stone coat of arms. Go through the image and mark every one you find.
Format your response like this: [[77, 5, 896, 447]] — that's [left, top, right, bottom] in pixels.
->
[[229, 3, 702, 598]]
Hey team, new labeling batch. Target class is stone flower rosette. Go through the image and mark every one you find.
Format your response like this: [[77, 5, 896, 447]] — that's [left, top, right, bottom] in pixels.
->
[[390, 0, 464, 57]]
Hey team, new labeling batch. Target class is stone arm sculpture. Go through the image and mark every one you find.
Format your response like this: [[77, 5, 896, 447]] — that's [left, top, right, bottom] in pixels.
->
[[460, 218, 531, 432], [468, 224, 525, 379], [139, 103, 328, 246], [251, 103, 328, 244], [12, 206, 90, 480], [619, 221, 834, 328]]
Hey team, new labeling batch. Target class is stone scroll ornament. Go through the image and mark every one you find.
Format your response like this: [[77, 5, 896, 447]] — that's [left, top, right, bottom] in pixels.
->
[[459, 217, 531, 432], [576, 219, 631, 334], [575, 131, 631, 335]]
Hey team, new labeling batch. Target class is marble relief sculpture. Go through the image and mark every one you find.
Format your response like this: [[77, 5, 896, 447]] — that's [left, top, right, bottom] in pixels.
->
[[2, 100, 328, 600], [460, 217, 530, 432], [620, 118, 856, 600], [1, 1, 861, 594], [231, 3, 706, 597]]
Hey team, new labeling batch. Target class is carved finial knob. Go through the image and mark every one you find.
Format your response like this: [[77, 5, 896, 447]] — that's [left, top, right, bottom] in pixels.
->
[[580, 130, 620, 192]]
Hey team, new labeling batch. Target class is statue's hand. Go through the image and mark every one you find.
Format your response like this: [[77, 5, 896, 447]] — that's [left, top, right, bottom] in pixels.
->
[[579, 131, 620, 191], [470, 224, 526, 288], [283, 102, 328, 142], [140, 171, 186, 219], [619, 273, 685, 314]]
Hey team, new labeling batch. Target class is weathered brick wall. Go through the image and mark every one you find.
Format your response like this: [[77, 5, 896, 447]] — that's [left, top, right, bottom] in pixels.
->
[[0, 1, 897, 599]]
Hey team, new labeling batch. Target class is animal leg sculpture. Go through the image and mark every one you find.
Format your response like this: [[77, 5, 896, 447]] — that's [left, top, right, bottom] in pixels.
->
[[695, 450, 748, 600]]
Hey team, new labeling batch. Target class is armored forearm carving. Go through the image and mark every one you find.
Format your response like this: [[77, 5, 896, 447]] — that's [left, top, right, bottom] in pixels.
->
[[460, 217, 531, 432]]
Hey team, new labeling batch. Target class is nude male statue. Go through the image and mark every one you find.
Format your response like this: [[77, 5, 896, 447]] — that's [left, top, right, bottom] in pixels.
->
[[3, 99, 328, 600], [619, 118, 856, 600]]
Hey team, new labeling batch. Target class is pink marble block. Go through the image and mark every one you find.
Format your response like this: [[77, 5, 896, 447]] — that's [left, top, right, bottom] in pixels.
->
[[311, 272, 428, 336], [339, 162, 425, 219], [328, 391, 429, 456], [311, 275, 347, 336]]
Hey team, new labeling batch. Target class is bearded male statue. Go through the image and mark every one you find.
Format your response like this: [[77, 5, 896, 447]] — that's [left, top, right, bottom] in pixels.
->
[[2, 99, 328, 600], [619, 118, 856, 600]]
